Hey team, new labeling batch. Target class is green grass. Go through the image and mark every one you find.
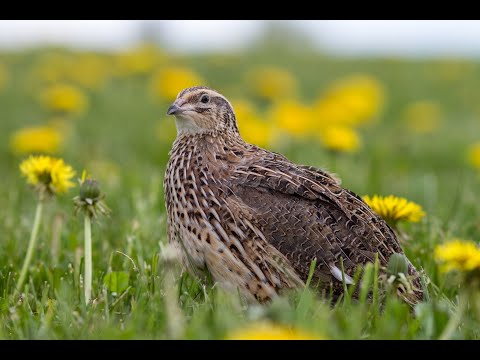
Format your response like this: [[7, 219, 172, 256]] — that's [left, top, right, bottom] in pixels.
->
[[1, 47, 480, 339]]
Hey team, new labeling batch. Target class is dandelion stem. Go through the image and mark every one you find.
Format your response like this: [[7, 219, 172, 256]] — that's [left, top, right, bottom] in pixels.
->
[[439, 292, 468, 340], [16, 200, 44, 294], [84, 215, 92, 304]]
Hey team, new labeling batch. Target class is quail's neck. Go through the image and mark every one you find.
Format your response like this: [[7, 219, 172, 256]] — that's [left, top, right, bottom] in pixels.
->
[[175, 128, 243, 145], [170, 129, 248, 160]]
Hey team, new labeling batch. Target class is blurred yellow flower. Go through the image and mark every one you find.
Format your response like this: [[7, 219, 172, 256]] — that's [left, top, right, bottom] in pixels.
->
[[363, 195, 425, 225], [150, 66, 204, 101], [30, 52, 111, 90], [467, 143, 480, 170], [268, 100, 313, 138], [10, 125, 63, 155], [319, 126, 361, 153], [226, 322, 322, 340], [0, 62, 8, 91], [403, 100, 442, 134], [40, 84, 88, 115], [435, 239, 480, 273], [246, 67, 298, 101], [315, 74, 385, 127], [313, 99, 352, 130], [115, 44, 166, 76], [20, 155, 75, 195], [68, 53, 111, 89], [233, 99, 274, 148], [241, 119, 275, 149]]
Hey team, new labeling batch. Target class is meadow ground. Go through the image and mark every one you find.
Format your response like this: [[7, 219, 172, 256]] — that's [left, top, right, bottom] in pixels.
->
[[1, 45, 480, 339]]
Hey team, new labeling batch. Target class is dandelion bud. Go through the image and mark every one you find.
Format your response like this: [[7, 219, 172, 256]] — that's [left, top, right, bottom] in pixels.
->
[[79, 179, 101, 205], [74, 171, 110, 219]]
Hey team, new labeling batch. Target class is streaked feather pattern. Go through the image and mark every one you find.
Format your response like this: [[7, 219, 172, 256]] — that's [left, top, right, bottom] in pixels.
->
[[164, 86, 423, 304]]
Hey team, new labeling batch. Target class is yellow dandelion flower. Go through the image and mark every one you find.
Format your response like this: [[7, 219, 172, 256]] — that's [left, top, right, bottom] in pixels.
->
[[403, 100, 442, 134], [10, 125, 63, 155], [268, 100, 313, 138], [246, 66, 298, 101], [435, 239, 480, 273], [150, 66, 204, 102], [319, 126, 361, 153], [315, 74, 385, 127], [226, 322, 323, 340], [467, 143, 480, 170], [20, 155, 75, 195], [114, 43, 166, 77], [362, 195, 425, 225], [233, 99, 275, 148], [40, 84, 88, 115], [17, 153, 75, 292], [0, 62, 8, 91]]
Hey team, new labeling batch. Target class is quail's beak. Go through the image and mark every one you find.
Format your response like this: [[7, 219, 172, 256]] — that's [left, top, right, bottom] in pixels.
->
[[167, 104, 180, 115], [166, 99, 186, 116]]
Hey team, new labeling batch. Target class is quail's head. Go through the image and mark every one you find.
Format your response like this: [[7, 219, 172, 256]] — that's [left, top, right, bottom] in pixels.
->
[[167, 86, 239, 135]]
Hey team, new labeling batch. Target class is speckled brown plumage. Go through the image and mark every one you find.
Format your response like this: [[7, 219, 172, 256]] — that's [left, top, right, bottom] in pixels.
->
[[164, 86, 423, 304]]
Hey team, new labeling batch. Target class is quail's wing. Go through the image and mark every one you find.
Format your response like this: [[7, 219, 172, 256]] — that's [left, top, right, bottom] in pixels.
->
[[230, 150, 403, 287]]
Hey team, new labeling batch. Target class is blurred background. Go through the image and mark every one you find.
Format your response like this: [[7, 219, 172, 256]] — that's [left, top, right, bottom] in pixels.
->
[[2, 20, 480, 57], [3, 20, 480, 340], [1, 20, 480, 233]]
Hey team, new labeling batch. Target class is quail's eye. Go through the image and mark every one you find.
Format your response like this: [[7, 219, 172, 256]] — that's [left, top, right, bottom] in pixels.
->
[[200, 94, 210, 104]]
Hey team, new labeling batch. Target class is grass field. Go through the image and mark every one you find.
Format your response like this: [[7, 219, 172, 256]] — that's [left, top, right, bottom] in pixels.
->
[[1, 44, 480, 339]]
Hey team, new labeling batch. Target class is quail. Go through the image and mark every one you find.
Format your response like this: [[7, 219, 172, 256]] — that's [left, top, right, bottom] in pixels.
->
[[164, 86, 423, 304]]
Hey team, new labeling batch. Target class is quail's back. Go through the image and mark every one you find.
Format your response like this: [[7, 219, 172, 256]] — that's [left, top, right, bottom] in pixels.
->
[[164, 86, 423, 303]]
